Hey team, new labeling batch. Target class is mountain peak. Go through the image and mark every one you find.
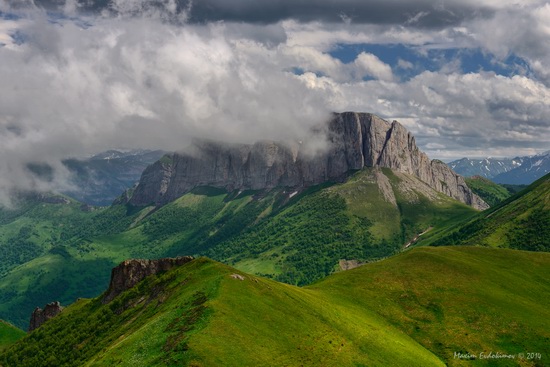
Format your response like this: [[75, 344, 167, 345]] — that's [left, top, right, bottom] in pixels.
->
[[128, 112, 487, 210]]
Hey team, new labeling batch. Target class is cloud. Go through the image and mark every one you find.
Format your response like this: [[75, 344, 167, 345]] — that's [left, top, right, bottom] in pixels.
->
[[306, 71, 550, 159], [462, 3, 550, 86], [354, 52, 394, 81], [0, 11, 335, 204], [397, 59, 414, 70], [10, 0, 498, 28], [0, 1, 548, 204]]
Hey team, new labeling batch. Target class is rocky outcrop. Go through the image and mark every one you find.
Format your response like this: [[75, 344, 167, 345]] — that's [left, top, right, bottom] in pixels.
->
[[339, 259, 365, 271], [102, 256, 194, 304], [28, 301, 63, 332], [129, 112, 488, 210]]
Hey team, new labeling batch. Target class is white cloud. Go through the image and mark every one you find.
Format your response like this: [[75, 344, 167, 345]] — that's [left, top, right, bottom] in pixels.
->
[[354, 52, 394, 81], [397, 59, 414, 70]]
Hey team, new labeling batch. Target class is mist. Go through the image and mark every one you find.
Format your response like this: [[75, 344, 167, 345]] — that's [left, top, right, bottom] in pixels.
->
[[0, 11, 335, 205]]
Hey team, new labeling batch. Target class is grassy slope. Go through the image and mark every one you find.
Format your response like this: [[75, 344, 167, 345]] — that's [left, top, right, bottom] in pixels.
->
[[0, 321, 25, 352], [419, 173, 550, 251], [314, 246, 550, 366], [1, 258, 444, 367], [3, 247, 549, 366], [465, 176, 511, 207], [0, 169, 479, 329], [208, 168, 476, 285]]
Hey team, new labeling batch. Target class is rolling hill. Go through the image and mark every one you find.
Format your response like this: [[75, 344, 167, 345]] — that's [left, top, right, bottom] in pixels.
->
[[2, 246, 549, 366]]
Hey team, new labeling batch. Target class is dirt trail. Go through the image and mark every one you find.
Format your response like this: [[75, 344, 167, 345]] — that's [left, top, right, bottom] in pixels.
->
[[404, 227, 433, 248]]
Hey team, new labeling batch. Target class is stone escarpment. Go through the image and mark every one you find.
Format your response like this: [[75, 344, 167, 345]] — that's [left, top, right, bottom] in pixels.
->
[[129, 112, 488, 210], [102, 256, 194, 303], [28, 301, 64, 332]]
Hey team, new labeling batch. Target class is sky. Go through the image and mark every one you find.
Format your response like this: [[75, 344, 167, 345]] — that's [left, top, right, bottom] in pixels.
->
[[0, 0, 549, 201]]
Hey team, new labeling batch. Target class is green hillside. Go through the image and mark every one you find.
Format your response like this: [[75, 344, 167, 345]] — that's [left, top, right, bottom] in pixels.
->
[[465, 176, 511, 207], [0, 321, 25, 352], [0, 194, 139, 328], [0, 169, 479, 329], [420, 173, 550, 250], [2, 247, 549, 366], [314, 247, 550, 366]]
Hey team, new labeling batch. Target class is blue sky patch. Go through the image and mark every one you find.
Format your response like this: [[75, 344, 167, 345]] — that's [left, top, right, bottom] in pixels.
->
[[329, 43, 531, 81]]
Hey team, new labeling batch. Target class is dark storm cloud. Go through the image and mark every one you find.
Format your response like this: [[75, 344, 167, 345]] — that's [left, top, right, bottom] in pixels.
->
[[186, 0, 488, 27], [17, 0, 494, 28]]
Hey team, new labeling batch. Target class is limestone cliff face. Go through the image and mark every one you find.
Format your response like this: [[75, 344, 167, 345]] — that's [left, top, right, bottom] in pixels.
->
[[102, 256, 194, 304], [28, 301, 63, 332], [129, 112, 488, 210]]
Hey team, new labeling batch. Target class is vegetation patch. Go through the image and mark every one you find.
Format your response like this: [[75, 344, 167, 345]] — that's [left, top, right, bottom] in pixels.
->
[[465, 176, 511, 207], [422, 173, 550, 250]]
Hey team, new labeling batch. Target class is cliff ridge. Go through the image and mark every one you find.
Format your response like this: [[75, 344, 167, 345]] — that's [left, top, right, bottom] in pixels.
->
[[129, 112, 487, 210]]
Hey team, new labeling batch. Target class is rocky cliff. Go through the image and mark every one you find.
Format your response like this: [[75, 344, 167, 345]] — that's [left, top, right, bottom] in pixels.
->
[[28, 301, 63, 332], [129, 112, 488, 210], [102, 256, 194, 303]]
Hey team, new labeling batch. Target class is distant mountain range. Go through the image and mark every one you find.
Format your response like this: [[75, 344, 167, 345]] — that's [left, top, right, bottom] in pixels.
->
[[61, 149, 165, 206], [448, 151, 550, 184]]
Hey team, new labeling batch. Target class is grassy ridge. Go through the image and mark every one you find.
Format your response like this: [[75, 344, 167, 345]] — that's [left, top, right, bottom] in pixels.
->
[[2, 247, 549, 366], [419, 173, 550, 251], [0, 258, 444, 367]]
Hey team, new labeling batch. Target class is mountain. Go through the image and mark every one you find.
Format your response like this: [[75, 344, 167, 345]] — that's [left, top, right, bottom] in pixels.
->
[[2, 247, 549, 366], [493, 151, 550, 185], [418, 172, 550, 251], [447, 157, 523, 179], [448, 151, 550, 185], [0, 167, 478, 329], [0, 111, 497, 330], [61, 149, 165, 206], [129, 112, 487, 210]]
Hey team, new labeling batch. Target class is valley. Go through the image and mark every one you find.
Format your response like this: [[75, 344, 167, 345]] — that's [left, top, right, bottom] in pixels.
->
[[0, 167, 479, 329]]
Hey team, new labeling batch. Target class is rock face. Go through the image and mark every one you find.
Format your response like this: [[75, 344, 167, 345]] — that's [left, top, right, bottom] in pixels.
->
[[129, 112, 488, 210], [102, 256, 194, 304], [28, 301, 63, 332]]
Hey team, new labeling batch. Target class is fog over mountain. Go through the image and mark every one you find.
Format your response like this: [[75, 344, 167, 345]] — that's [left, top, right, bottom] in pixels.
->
[[0, 0, 549, 204]]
